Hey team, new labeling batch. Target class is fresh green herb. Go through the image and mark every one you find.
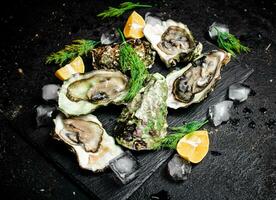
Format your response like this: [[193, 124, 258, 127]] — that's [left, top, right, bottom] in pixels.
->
[[97, 2, 152, 19], [153, 120, 208, 150], [170, 120, 208, 133], [46, 39, 99, 65], [216, 28, 250, 56], [118, 29, 148, 102]]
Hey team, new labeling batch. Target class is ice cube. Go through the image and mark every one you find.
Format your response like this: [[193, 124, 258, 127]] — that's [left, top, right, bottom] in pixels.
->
[[145, 12, 162, 26], [208, 22, 229, 40], [36, 105, 56, 127], [228, 83, 251, 102], [167, 154, 191, 181], [209, 100, 233, 126], [109, 151, 139, 184], [100, 29, 120, 45], [42, 84, 60, 101]]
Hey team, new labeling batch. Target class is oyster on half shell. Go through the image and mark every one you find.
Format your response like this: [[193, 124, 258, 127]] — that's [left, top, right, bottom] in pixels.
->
[[53, 114, 123, 172], [92, 39, 156, 70], [115, 73, 168, 151], [167, 50, 231, 109], [58, 70, 128, 116], [144, 19, 203, 68]]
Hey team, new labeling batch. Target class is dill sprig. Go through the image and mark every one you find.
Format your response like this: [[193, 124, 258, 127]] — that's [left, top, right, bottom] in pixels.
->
[[153, 120, 208, 150], [46, 39, 99, 65], [118, 29, 148, 102], [216, 28, 250, 57], [97, 2, 152, 19]]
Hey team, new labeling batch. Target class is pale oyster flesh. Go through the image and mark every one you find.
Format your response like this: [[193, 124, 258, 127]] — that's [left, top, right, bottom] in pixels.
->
[[58, 70, 128, 116], [144, 19, 203, 68], [53, 114, 123, 172], [115, 73, 168, 150], [167, 50, 231, 109], [92, 39, 156, 70]]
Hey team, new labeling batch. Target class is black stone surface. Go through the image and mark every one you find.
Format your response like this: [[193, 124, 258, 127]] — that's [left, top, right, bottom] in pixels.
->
[[0, 0, 275, 200]]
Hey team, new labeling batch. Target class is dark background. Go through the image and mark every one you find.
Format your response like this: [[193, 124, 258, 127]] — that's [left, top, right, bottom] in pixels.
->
[[0, 0, 275, 199]]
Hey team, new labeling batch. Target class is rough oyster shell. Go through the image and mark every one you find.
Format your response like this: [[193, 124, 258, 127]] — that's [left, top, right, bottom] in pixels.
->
[[92, 39, 156, 70], [53, 114, 123, 172], [167, 50, 231, 109], [58, 70, 128, 116], [144, 19, 203, 68], [115, 73, 168, 150]]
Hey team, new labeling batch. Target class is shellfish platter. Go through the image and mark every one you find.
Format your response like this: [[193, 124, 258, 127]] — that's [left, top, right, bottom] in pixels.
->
[[13, 2, 254, 200]]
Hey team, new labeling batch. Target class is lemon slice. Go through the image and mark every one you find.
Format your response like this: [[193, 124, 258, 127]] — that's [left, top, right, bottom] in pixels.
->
[[176, 130, 209, 163], [123, 11, 145, 39], [55, 56, 85, 81]]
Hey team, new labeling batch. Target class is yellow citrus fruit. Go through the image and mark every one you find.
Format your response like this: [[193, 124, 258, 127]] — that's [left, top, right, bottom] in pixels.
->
[[55, 56, 85, 81], [123, 11, 145, 39], [176, 130, 209, 163]]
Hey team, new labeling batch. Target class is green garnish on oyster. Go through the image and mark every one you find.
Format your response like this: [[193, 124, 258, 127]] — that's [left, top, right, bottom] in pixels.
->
[[46, 39, 99, 66], [153, 120, 208, 150], [115, 73, 168, 150], [118, 29, 150, 102], [92, 39, 155, 70]]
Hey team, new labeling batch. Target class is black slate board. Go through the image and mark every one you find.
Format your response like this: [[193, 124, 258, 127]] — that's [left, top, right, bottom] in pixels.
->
[[12, 60, 253, 200]]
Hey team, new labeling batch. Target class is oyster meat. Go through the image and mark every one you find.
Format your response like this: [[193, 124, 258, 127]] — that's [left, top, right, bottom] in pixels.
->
[[58, 70, 128, 116], [53, 114, 123, 172], [144, 19, 203, 68], [92, 39, 156, 70], [115, 73, 168, 150], [167, 50, 231, 109]]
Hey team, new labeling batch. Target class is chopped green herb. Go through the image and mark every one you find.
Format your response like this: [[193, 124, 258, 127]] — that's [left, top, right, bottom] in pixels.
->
[[118, 29, 148, 102], [153, 120, 208, 150], [97, 2, 152, 19], [46, 39, 99, 66], [216, 28, 250, 56]]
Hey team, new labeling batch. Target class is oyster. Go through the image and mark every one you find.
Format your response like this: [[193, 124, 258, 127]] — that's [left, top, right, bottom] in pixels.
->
[[92, 39, 156, 70], [58, 70, 128, 116], [167, 50, 231, 109], [144, 19, 203, 68], [115, 73, 168, 150], [53, 114, 123, 172]]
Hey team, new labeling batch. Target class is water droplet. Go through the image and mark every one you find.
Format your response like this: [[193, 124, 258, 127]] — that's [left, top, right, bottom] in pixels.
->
[[248, 121, 256, 129], [259, 107, 267, 114], [249, 89, 256, 96], [243, 107, 252, 114], [211, 151, 222, 156], [150, 190, 170, 200]]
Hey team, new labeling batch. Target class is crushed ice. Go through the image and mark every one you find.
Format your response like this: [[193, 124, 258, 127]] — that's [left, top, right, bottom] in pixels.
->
[[167, 154, 191, 181], [209, 100, 233, 126], [42, 84, 60, 101], [228, 83, 251, 102], [208, 22, 229, 40]]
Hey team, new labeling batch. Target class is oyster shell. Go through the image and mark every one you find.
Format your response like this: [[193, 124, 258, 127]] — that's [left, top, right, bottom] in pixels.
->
[[53, 114, 123, 172], [92, 39, 156, 70], [58, 70, 128, 116], [144, 19, 203, 68], [115, 73, 168, 150], [167, 50, 231, 109]]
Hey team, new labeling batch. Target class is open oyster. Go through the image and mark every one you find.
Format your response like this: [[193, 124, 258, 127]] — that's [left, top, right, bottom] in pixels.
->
[[144, 19, 203, 68], [115, 73, 168, 150], [92, 39, 156, 70], [58, 70, 128, 116], [54, 114, 123, 172], [167, 50, 231, 109]]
